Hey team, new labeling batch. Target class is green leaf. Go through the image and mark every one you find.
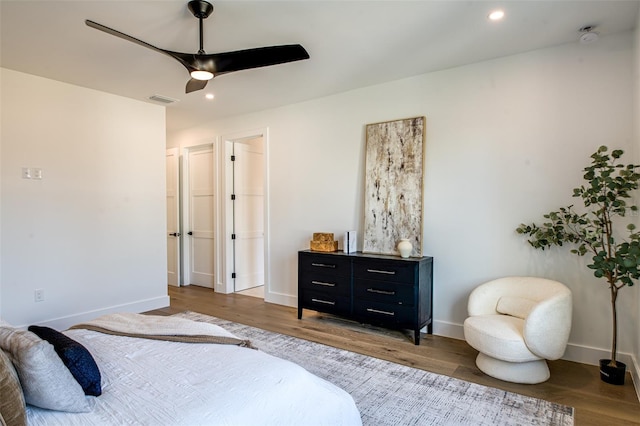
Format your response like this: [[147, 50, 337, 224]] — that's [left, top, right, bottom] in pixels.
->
[[517, 146, 640, 294]]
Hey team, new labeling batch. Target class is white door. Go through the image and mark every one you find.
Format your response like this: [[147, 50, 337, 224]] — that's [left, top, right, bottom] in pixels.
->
[[187, 145, 215, 288], [232, 137, 265, 292], [166, 148, 181, 287]]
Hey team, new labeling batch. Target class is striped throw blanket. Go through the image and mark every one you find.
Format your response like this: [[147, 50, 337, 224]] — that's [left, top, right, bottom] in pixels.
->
[[69, 312, 256, 348]]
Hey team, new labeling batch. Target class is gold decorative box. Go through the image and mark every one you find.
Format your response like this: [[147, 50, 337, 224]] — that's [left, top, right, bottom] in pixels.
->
[[313, 232, 334, 242], [310, 233, 338, 252]]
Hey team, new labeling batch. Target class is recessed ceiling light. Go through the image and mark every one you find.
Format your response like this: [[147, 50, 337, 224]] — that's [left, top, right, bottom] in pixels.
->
[[488, 10, 505, 21], [205, 93, 215, 100]]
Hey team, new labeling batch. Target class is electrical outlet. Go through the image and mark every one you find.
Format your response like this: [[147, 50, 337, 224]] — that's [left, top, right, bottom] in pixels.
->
[[34, 289, 44, 302], [22, 167, 31, 179]]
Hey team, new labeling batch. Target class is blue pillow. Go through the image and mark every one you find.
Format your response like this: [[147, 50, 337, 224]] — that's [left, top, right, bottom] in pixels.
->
[[28, 326, 101, 396]]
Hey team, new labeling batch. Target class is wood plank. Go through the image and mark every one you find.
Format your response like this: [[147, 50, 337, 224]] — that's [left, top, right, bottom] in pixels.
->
[[146, 285, 640, 426]]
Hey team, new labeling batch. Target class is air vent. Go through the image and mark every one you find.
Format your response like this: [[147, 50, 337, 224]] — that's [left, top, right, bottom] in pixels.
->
[[148, 94, 179, 105]]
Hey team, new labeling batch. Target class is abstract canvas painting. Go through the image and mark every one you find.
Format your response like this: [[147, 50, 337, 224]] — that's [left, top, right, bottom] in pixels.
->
[[363, 116, 425, 256]]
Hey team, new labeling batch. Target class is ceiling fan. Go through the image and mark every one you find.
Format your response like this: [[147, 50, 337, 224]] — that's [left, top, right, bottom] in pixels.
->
[[86, 0, 309, 93]]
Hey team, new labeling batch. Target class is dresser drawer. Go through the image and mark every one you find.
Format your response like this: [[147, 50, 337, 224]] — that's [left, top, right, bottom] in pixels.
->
[[353, 300, 414, 326], [299, 253, 351, 276], [300, 271, 350, 296], [301, 290, 350, 315], [353, 259, 415, 283], [354, 278, 414, 306]]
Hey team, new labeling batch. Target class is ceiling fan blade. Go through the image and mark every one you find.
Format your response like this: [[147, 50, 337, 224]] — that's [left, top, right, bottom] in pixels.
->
[[186, 78, 208, 93], [86, 20, 197, 83], [208, 44, 309, 75], [85, 20, 171, 58]]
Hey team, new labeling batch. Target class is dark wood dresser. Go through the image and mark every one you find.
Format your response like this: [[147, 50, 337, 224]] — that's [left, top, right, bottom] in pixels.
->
[[298, 250, 433, 345]]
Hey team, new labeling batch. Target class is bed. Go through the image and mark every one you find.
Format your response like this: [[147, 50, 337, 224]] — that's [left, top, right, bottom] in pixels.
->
[[0, 314, 362, 426]]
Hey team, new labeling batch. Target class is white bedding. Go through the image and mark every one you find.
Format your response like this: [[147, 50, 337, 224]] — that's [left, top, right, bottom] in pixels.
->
[[25, 324, 362, 425]]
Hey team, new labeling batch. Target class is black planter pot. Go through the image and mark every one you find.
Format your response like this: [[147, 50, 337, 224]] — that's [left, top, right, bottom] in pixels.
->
[[599, 359, 626, 385]]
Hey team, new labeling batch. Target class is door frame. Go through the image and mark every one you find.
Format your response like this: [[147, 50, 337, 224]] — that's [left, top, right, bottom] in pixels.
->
[[166, 147, 181, 287], [181, 142, 219, 289], [221, 128, 270, 295]]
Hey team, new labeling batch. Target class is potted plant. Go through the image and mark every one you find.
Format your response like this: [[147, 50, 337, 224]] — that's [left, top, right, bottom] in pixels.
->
[[516, 146, 640, 385]]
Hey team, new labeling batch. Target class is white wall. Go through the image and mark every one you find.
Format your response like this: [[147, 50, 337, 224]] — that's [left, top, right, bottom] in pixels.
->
[[0, 69, 169, 329], [169, 32, 637, 367]]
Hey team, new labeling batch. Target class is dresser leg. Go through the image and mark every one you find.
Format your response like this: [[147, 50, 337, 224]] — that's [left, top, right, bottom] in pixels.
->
[[297, 307, 302, 319], [414, 329, 420, 345]]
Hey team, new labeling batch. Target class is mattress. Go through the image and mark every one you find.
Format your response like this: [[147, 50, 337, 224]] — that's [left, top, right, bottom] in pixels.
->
[[26, 325, 362, 425]]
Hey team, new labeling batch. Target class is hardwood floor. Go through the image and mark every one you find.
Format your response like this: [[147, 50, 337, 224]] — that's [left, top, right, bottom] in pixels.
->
[[147, 285, 640, 426]]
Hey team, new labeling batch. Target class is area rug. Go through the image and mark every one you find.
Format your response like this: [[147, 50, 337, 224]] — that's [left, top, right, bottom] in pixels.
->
[[175, 311, 574, 426]]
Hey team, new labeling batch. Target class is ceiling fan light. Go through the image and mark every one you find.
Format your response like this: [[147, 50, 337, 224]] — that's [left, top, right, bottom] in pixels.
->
[[488, 10, 505, 21], [191, 70, 214, 81]]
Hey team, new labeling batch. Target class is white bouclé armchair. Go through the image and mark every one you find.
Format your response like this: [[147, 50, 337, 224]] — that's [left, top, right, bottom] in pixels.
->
[[463, 277, 572, 384]]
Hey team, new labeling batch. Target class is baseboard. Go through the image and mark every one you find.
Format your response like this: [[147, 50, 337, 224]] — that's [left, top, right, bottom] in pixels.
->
[[632, 354, 640, 402], [15, 296, 170, 330], [561, 343, 634, 367], [433, 319, 465, 340], [265, 290, 297, 308], [435, 320, 640, 401]]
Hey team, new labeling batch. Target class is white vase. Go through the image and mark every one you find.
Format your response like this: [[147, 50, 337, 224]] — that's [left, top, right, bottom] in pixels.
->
[[397, 239, 413, 258]]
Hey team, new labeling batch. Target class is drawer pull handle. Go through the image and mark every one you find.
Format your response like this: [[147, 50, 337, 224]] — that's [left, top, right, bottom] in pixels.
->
[[366, 308, 395, 316], [311, 263, 336, 269], [367, 269, 396, 275], [312, 281, 336, 287], [367, 288, 395, 295], [311, 298, 336, 305]]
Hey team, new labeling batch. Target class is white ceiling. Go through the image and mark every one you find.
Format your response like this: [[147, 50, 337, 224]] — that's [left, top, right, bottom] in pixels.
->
[[1, 1, 638, 133]]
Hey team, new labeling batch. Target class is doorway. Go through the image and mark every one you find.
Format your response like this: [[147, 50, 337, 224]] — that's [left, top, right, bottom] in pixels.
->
[[167, 131, 268, 297], [224, 133, 266, 298], [183, 144, 216, 289]]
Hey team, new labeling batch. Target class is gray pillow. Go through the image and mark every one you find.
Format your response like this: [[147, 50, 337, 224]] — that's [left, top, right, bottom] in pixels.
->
[[0, 327, 89, 413]]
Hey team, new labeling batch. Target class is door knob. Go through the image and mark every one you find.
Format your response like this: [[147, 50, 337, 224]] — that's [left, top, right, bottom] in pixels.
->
[[188, 231, 193, 235], [169, 232, 181, 237]]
